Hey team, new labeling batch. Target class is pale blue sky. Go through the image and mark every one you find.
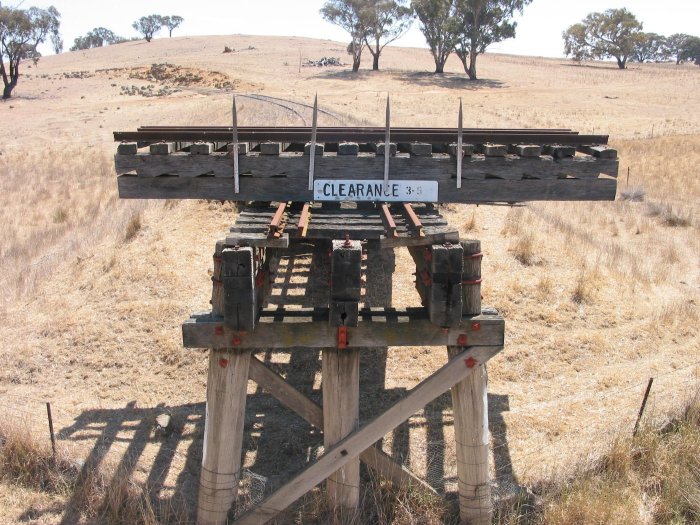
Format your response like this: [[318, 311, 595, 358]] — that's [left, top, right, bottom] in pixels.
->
[[20, 0, 700, 58]]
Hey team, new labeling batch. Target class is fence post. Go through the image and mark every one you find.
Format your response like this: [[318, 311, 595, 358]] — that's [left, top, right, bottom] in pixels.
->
[[46, 402, 56, 458]]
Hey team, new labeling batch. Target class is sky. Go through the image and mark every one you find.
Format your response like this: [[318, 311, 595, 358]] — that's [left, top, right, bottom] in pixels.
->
[[16, 0, 700, 58]]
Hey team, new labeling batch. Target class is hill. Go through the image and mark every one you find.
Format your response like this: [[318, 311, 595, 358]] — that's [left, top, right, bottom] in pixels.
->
[[1, 34, 699, 523]]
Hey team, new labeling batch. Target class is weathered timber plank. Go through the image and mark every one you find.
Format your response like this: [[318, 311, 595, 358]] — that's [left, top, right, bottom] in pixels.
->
[[482, 144, 507, 157], [449, 143, 474, 156], [380, 230, 459, 247], [222, 248, 257, 331], [515, 145, 541, 157], [304, 143, 324, 156], [323, 348, 360, 509], [224, 233, 290, 248], [197, 349, 251, 525], [182, 309, 504, 349], [232, 345, 503, 525], [117, 142, 138, 155], [448, 352, 491, 524], [260, 142, 282, 155], [544, 145, 576, 158], [150, 142, 175, 155], [118, 175, 618, 203], [248, 356, 323, 428], [408, 143, 432, 156], [190, 142, 214, 155], [330, 240, 362, 326], [429, 243, 464, 328], [578, 145, 617, 159], [338, 142, 360, 155], [115, 153, 618, 180]]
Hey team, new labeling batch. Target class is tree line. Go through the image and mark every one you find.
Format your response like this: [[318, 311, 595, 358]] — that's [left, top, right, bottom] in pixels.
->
[[563, 8, 700, 69], [321, 0, 532, 79], [2, 1, 699, 100], [71, 15, 184, 51]]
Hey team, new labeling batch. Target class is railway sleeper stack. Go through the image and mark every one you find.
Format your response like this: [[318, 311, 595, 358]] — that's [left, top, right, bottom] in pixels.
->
[[114, 124, 617, 525]]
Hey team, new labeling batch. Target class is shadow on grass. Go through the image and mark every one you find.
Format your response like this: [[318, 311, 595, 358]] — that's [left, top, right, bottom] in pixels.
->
[[310, 68, 505, 90], [52, 242, 516, 523]]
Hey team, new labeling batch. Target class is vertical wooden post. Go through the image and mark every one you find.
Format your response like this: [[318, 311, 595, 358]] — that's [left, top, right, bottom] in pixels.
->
[[322, 347, 361, 511], [197, 348, 251, 525], [461, 239, 481, 316], [448, 351, 491, 525], [450, 237, 490, 524]]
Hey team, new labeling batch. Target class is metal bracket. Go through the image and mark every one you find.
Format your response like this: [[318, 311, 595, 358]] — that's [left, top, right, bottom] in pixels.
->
[[337, 326, 349, 349]]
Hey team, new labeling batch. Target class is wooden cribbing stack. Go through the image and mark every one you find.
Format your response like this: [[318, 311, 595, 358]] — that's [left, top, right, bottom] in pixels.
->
[[114, 98, 618, 525]]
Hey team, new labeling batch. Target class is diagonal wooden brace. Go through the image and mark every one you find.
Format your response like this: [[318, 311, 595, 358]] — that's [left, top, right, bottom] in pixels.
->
[[247, 357, 437, 496], [233, 345, 503, 525]]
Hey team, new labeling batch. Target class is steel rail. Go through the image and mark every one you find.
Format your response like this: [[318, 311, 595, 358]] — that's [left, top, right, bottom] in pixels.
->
[[136, 126, 573, 133], [115, 130, 608, 145]]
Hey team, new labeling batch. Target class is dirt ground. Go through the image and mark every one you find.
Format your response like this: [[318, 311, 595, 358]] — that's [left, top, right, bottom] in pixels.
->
[[1, 35, 698, 523]]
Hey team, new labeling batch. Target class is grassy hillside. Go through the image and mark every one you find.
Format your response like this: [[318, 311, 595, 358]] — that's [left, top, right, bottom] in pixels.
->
[[1, 34, 698, 523]]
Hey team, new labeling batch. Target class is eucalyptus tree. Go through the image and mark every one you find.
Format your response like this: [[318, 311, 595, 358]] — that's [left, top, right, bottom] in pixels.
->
[[162, 15, 184, 37], [362, 0, 413, 70], [321, 0, 368, 71], [412, 0, 459, 73], [452, 0, 532, 80], [563, 8, 643, 69], [0, 4, 60, 98]]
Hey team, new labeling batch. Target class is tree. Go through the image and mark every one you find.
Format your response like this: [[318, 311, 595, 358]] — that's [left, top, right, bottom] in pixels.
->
[[50, 31, 62, 53], [70, 27, 122, 51], [631, 32, 666, 63], [664, 33, 693, 65], [453, 0, 531, 80], [321, 0, 368, 72], [132, 15, 163, 42], [0, 4, 60, 99], [161, 15, 184, 37], [362, 0, 413, 70], [562, 9, 643, 70], [412, 0, 458, 73], [679, 36, 700, 65]]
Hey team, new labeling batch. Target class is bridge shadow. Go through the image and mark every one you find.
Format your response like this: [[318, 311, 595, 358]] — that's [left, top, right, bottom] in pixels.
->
[[52, 241, 516, 522]]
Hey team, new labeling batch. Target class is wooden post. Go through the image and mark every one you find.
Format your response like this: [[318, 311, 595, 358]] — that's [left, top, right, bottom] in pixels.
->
[[322, 347, 360, 512], [461, 239, 482, 316], [197, 348, 251, 525], [330, 239, 362, 327], [448, 349, 491, 525], [450, 237, 490, 524]]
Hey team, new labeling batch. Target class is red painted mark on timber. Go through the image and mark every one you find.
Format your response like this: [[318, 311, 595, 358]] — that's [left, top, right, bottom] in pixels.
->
[[232, 335, 242, 346], [457, 334, 468, 346], [214, 326, 224, 336], [219, 358, 229, 368], [464, 357, 478, 369], [471, 322, 481, 331]]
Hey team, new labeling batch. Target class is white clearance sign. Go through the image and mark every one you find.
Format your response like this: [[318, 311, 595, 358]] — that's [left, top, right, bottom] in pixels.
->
[[314, 179, 438, 202]]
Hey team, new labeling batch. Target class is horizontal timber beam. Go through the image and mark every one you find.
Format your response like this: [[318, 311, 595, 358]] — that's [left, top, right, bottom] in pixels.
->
[[119, 175, 617, 203], [115, 152, 618, 180], [182, 308, 504, 349]]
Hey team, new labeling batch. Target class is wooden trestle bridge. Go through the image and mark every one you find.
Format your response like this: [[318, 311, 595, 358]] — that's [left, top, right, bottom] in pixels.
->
[[114, 98, 618, 525]]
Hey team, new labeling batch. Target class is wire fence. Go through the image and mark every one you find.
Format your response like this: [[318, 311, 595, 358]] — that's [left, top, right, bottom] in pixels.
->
[[1, 357, 698, 519]]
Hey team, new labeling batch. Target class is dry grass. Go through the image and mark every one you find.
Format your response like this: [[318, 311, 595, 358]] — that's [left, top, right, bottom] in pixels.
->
[[0, 420, 189, 525], [1, 34, 700, 524], [496, 397, 700, 525]]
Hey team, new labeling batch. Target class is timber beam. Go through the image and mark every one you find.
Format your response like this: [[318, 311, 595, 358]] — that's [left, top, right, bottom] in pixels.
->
[[182, 308, 503, 349]]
